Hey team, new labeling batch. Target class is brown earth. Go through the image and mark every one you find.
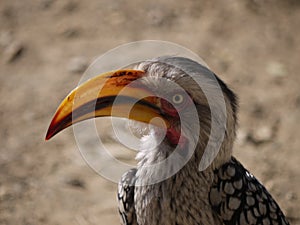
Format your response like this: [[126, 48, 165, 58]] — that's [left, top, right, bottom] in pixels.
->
[[0, 0, 299, 224]]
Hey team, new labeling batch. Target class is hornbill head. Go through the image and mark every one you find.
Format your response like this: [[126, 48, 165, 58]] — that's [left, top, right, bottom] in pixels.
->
[[46, 56, 237, 178]]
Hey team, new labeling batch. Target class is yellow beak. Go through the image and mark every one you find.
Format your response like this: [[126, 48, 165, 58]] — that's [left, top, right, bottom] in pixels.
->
[[45, 69, 169, 140]]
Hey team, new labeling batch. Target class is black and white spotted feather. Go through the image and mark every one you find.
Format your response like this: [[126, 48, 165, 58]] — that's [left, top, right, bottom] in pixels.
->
[[209, 157, 290, 225], [118, 158, 289, 225], [118, 168, 138, 225]]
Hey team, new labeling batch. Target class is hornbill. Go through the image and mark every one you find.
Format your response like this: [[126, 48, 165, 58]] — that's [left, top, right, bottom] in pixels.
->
[[46, 56, 289, 225]]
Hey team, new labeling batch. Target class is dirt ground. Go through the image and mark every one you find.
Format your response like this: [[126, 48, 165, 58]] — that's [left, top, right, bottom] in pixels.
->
[[0, 0, 299, 224]]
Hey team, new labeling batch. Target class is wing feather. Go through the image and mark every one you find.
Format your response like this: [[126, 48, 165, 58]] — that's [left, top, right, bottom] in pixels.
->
[[209, 157, 290, 225]]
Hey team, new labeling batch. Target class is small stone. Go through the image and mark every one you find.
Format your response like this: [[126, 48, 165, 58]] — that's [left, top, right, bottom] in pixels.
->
[[255, 126, 272, 141], [285, 192, 296, 201], [146, 6, 174, 26], [62, 27, 80, 38], [66, 178, 85, 188], [2, 5, 15, 19], [147, 9, 165, 26], [40, 0, 54, 9], [4, 41, 24, 63], [251, 103, 265, 119], [266, 61, 286, 78], [63, 1, 78, 12], [248, 125, 273, 144], [67, 56, 88, 74]]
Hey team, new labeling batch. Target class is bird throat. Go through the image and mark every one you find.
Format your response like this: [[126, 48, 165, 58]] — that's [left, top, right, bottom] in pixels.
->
[[166, 127, 187, 149]]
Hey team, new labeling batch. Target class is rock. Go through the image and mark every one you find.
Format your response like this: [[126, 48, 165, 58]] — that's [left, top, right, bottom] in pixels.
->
[[248, 125, 273, 145], [67, 56, 88, 74], [3, 41, 24, 63], [62, 1, 78, 12], [285, 192, 297, 201], [255, 126, 273, 141], [40, 0, 54, 9], [266, 61, 287, 78], [0, 31, 25, 63], [146, 6, 174, 26], [250, 102, 265, 119], [147, 9, 165, 26], [61, 27, 80, 38], [66, 178, 86, 189], [2, 5, 15, 20]]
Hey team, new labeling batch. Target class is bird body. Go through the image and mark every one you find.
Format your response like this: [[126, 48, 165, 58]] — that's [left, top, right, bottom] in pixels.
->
[[46, 56, 290, 225], [118, 132, 289, 225]]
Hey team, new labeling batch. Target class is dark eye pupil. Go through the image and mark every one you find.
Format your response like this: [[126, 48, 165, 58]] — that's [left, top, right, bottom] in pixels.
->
[[174, 95, 181, 102]]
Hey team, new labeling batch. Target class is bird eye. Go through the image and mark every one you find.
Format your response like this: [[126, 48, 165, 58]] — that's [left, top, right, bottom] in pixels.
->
[[172, 94, 184, 104]]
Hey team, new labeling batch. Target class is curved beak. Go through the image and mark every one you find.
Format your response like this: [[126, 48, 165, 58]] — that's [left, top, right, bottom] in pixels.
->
[[45, 69, 169, 140]]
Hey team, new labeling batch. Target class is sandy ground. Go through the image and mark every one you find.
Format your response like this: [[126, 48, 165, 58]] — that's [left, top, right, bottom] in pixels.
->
[[0, 0, 299, 224]]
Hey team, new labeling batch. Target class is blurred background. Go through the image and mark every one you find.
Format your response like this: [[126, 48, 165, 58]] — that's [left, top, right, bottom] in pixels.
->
[[0, 0, 299, 224]]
